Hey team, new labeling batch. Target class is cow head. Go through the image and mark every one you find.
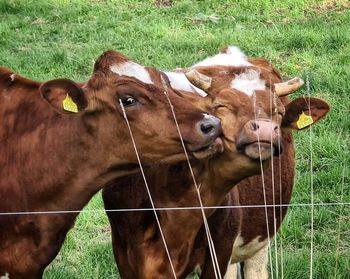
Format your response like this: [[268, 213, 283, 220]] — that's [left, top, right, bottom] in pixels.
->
[[184, 46, 329, 179], [39, 50, 223, 167]]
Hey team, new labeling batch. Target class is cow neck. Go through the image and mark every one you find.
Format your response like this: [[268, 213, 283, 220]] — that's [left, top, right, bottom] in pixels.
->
[[153, 154, 235, 223], [34, 115, 138, 212], [1, 96, 134, 213], [152, 154, 262, 276], [199, 151, 265, 208], [150, 154, 246, 276], [167, 151, 258, 241]]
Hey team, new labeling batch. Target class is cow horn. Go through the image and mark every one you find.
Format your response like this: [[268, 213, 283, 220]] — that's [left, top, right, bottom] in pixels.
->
[[185, 69, 212, 91], [274, 77, 305, 97]]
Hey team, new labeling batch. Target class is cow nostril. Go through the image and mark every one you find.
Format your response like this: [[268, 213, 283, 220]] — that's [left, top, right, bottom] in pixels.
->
[[274, 126, 279, 131], [274, 142, 283, 156], [251, 122, 259, 131], [197, 115, 221, 138], [200, 123, 215, 135]]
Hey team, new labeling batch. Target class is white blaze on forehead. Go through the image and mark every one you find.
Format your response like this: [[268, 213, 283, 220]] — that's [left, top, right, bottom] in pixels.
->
[[164, 71, 208, 97], [110, 61, 153, 84], [193, 46, 252, 68], [231, 69, 265, 96], [10, 74, 15, 82]]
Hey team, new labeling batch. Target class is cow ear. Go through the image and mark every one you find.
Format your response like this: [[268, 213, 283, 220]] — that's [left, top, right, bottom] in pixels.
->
[[40, 79, 87, 114], [282, 97, 330, 130]]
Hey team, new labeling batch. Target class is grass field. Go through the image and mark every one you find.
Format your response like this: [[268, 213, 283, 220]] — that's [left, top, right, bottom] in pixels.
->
[[1, 0, 350, 278]]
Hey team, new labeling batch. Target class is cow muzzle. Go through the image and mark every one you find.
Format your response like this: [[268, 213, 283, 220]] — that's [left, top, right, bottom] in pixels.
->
[[187, 114, 224, 159], [236, 119, 282, 161]]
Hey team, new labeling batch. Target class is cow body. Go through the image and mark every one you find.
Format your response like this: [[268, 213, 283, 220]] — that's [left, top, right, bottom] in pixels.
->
[[103, 46, 329, 279], [0, 50, 222, 278]]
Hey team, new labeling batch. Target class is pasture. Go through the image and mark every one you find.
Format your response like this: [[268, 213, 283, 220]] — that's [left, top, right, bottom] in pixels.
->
[[0, 0, 349, 278]]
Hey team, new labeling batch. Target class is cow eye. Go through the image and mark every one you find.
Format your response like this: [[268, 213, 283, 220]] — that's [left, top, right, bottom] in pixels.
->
[[212, 103, 225, 109], [121, 96, 137, 107]]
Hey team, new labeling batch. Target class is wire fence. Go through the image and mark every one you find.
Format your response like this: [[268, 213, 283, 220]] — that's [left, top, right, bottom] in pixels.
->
[[0, 202, 350, 216], [1, 59, 348, 279]]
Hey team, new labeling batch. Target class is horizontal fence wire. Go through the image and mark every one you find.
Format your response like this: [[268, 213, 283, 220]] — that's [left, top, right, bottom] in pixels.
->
[[0, 202, 350, 216]]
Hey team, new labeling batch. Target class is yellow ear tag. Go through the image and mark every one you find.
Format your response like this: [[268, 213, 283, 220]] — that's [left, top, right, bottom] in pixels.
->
[[62, 94, 78, 113], [296, 112, 313, 129]]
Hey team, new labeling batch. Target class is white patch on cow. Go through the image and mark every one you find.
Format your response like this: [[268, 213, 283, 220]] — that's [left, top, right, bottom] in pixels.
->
[[225, 263, 245, 279], [243, 244, 269, 279], [110, 61, 153, 84], [224, 263, 238, 279], [0, 273, 9, 279], [184, 264, 202, 279], [223, 255, 237, 279], [203, 113, 212, 119], [193, 46, 252, 68], [231, 234, 268, 263], [231, 69, 265, 96], [164, 71, 208, 97], [230, 235, 269, 279], [10, 74, 15, 82]]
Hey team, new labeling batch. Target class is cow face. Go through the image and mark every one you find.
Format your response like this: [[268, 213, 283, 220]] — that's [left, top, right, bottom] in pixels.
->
[[208, 86, 328, 161], [185, 49, 329, 177], [39, 50, 223, 166]]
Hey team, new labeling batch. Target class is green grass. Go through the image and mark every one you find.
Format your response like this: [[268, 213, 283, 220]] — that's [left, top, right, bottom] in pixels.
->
[[1, 0, 349, 278]]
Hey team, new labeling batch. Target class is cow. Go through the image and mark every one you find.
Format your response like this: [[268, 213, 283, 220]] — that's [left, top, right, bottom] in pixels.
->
[[188, 51, 330, 279], [102, 46, 330, 278], [0, 49, 222, 279]]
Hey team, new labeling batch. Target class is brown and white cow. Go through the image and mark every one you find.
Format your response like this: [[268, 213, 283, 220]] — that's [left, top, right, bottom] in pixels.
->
[[189, 49, 329, 279], [0, 50, 222, 279], [102, 46, 329, 278]]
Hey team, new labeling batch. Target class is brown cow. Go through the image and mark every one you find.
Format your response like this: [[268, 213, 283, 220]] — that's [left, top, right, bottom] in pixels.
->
[[0, 50, 222, 279], [102, 46, 329, 278]]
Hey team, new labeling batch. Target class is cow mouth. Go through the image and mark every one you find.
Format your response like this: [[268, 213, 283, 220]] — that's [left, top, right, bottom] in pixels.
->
[[236, 140, 282, 161], [190, 137, 224, 160]]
